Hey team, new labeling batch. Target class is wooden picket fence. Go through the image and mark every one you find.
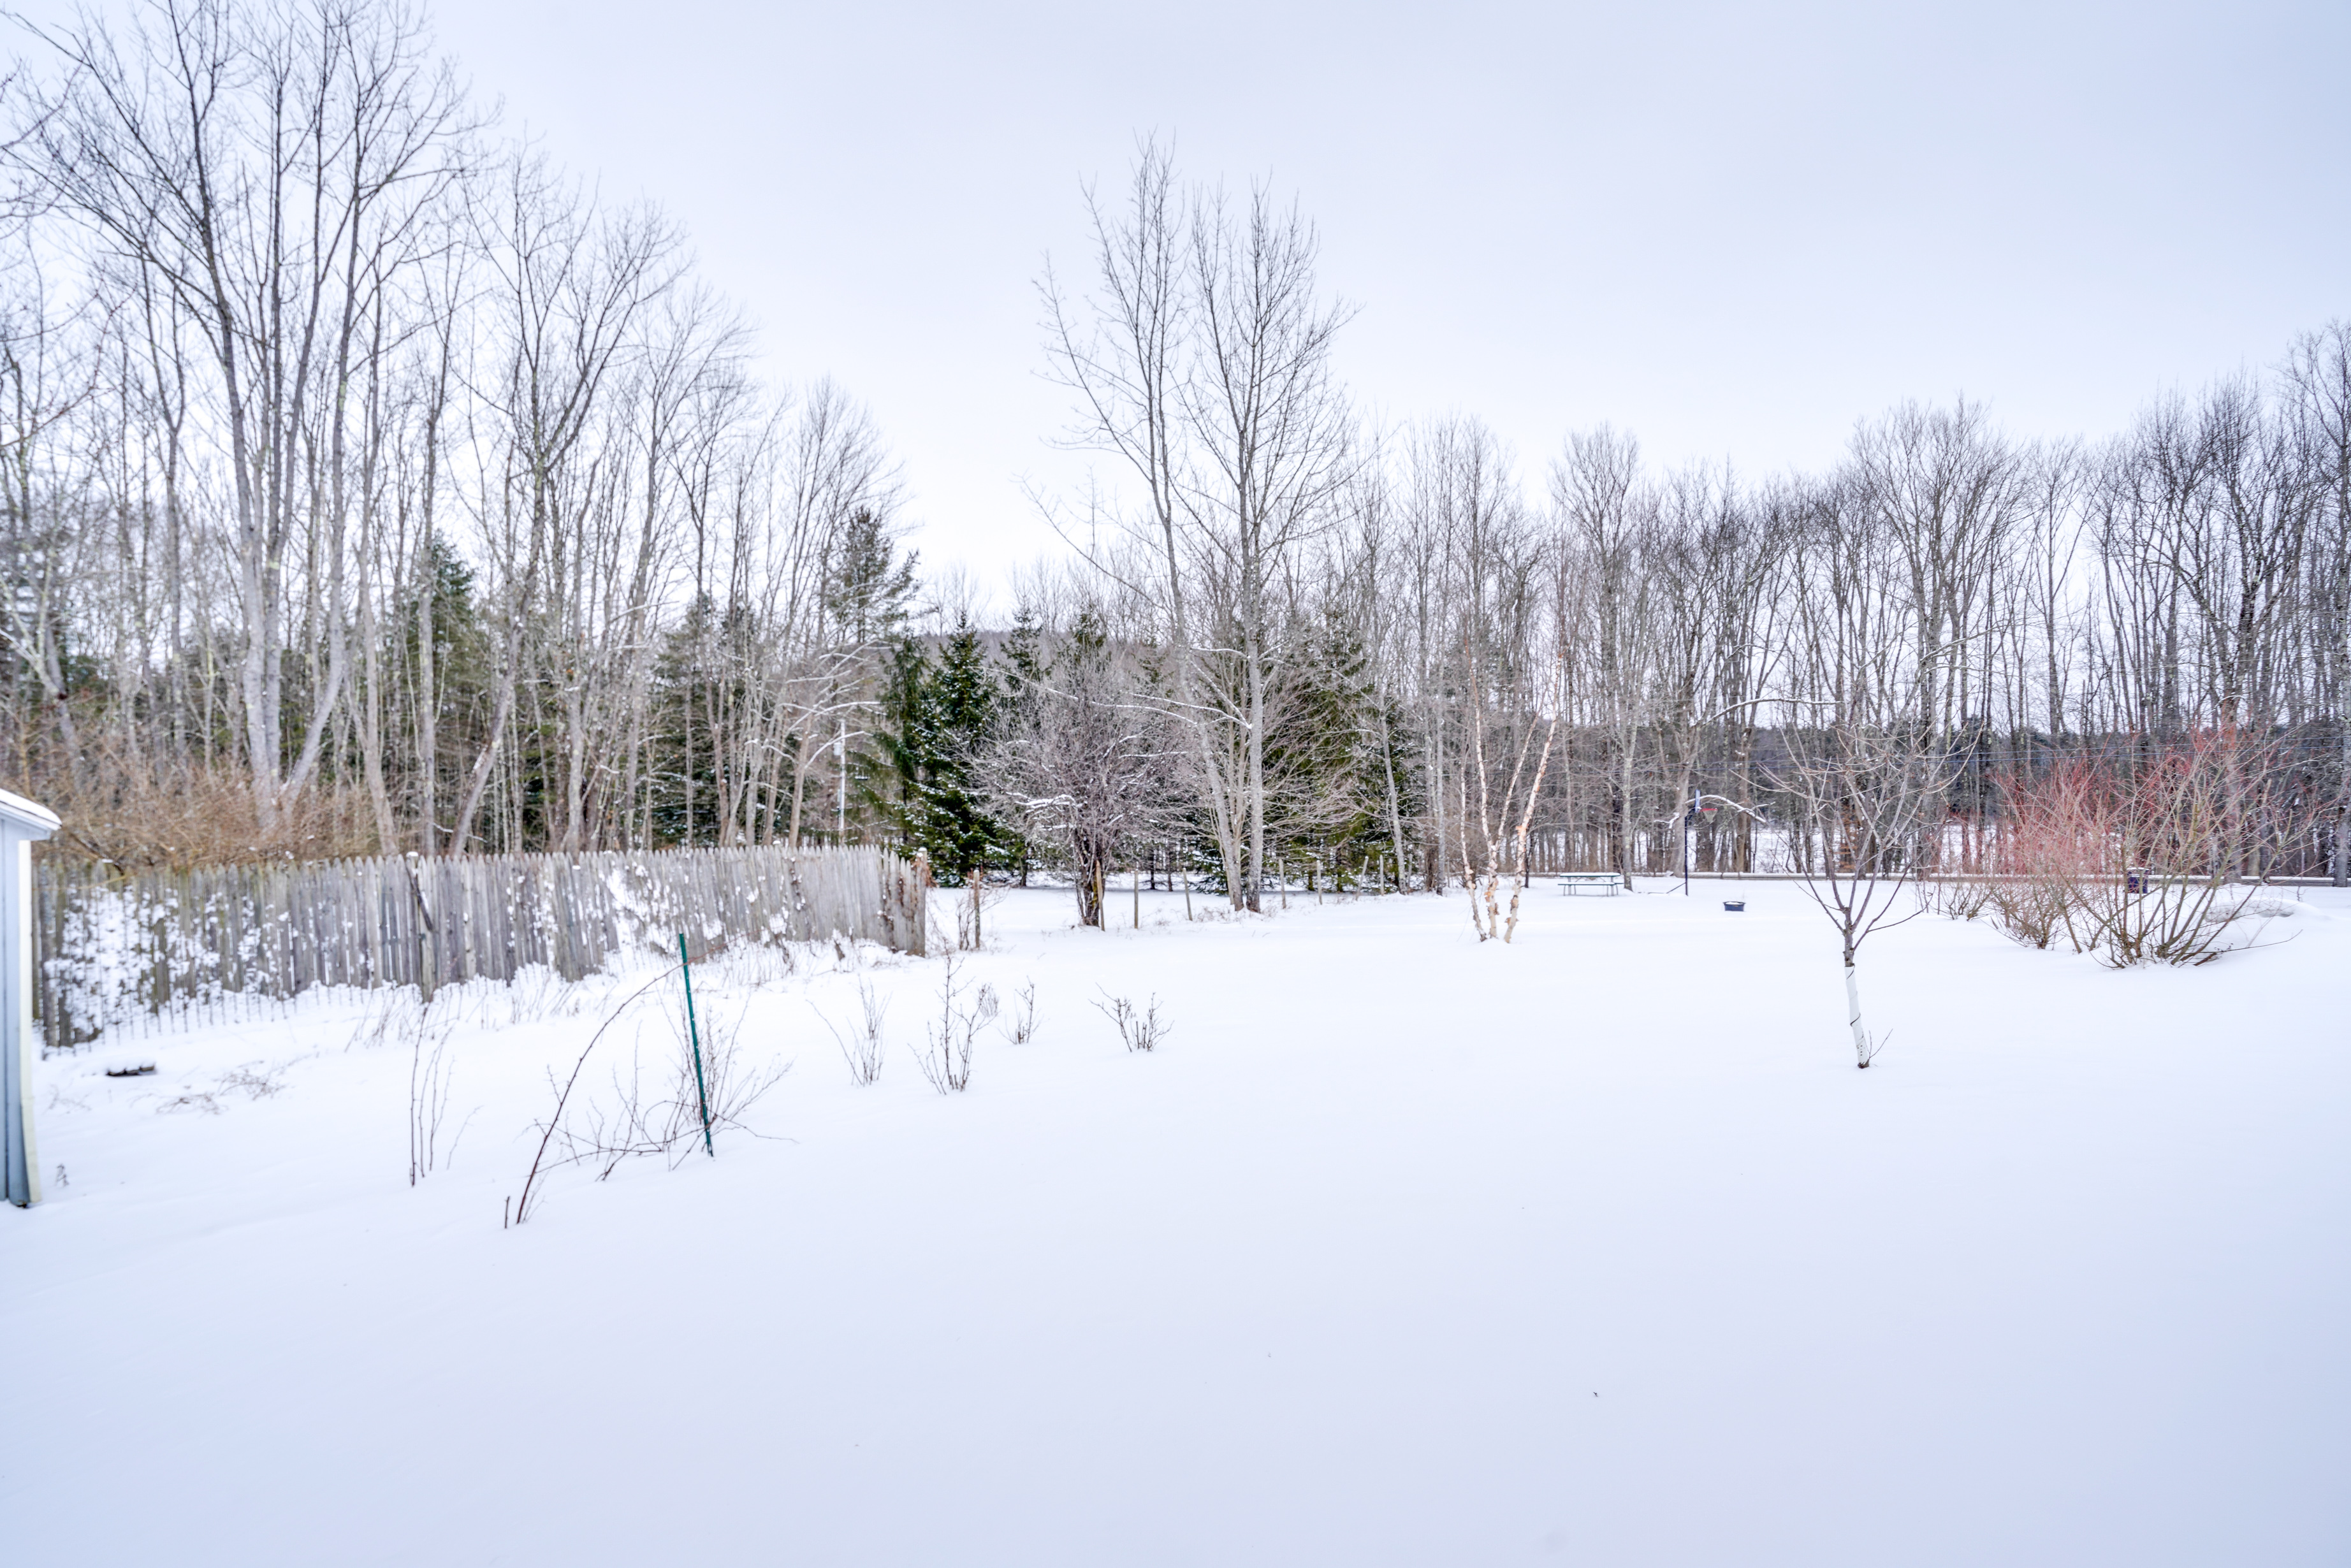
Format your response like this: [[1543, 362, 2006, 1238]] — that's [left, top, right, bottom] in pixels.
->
[[34, 843, 928, 1052]]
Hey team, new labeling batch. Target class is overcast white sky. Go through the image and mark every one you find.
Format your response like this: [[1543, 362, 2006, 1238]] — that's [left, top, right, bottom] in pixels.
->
[[62, 2, 2351, 593]]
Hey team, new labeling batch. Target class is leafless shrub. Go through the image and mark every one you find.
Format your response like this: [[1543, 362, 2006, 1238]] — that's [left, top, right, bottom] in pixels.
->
[[1092, 989, 1167, 1053], [501, 966, 579, 1027], [517, 971, 671, 1223], [42, 759, 378, 871], [952, 879, 1003, 952], [913, 955, 995, 1094], [514, 962, 787, 1224], [1983, 877, 2075, 949], [727, 939, 799, 987], [822, 982, 891, 1086], [1986, 738, 2310, 967], [560, 1005, 787, 1176], [530, 1023, 785, 1193], [1980, 764, 2106, 952], [2091, 736, 2306, 966], [348, 988, 469, 1184], [349, 987, 419, 1052], [683, 1006, 789, 1138], [217, 1061, 290, 1100], [2098, 876, 2273, 968], [1928, 876, 1995, 922], [407, 1006, 459, 1186], [998, 980, 1038, 1045], [149, 1056, 299, 1115]]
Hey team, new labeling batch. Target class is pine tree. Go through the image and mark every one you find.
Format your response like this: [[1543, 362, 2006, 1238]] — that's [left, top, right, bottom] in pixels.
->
[[824, 507, 920, 647], [921, 620, 1007, 883], [993, 607, 1048, 882], [866, 636, 933, 847], [1265, 608, 1398, 889], [868, 619, 1010, 882], [646, 593, 725, 846]]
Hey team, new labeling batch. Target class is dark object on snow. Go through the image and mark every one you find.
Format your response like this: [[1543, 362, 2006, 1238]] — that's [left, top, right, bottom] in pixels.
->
[[104, 1063, 156, 1077], [1722, 900, 1746, 913]]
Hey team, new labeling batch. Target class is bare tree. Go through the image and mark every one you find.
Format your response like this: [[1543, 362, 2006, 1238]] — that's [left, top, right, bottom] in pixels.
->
[[22, 0, 470, 833], [1772, 716, 1946, 1066], [1770, 475, 1950, 1066], [449, 154, 676, 851], [984, 605, 1172, 927], [1042, 142, 1355, 913]]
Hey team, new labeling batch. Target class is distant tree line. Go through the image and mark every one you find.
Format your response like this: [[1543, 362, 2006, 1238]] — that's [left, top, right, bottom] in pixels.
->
[[0, 16, 2343, 921], [0, 0, 917, 866], [989, 147, 2351, 917]]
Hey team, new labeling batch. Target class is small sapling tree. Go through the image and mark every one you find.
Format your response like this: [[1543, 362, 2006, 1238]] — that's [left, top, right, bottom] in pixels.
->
[[1772, 717, 1949, 1067]]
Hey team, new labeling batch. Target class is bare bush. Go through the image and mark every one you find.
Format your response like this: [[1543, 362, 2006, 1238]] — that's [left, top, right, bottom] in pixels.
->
[[1986, 737, 2311, 967], [1984, 877, 2073, 949], [999, 980, 1038, 1045], [560, 1005, 785, 1176], [1926, 876, 1995, 922], [351, 987, 469, 1184], [2099, 878, 2270, 966], [407, 1007, 458, 1186], [42, 760, 378, 871], [528, 1010, 785, 1190], [1093, 989, 1168, 1053], [517, 972, 671, 1223], [913, 956, 996, 1094], [823, 982, 891, 1086], [349, 987, 419, 1052], [514, 966, 783, 1223], [2092, 735, 2304, 966], [727, 940, 799, 987], [1981, 763, 2108, 952], [952, 879, 1005, 952], [500, 966, 583, 1027], [217, 1062, 290, 1100]]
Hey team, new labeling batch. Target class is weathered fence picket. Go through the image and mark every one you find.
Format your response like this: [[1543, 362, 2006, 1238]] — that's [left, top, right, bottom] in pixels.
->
[[34, 843, 928, 1052]]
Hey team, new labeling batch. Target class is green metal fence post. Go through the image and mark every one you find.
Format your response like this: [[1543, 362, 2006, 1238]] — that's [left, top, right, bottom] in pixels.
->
[[678, 933, 713, 1157]]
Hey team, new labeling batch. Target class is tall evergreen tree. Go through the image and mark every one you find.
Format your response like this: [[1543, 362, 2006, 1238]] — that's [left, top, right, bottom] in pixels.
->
[[869, 618, 1010, 882], [921, 620, 1008, 882], [1265, 608, 1398, 885]]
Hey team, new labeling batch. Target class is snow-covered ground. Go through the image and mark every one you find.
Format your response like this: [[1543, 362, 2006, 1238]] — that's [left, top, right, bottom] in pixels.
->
[[6, 881, 2347, 1566]]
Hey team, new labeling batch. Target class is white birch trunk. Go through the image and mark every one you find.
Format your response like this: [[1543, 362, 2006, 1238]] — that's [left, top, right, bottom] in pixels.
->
[[1845, 961, 1872, 1068]]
